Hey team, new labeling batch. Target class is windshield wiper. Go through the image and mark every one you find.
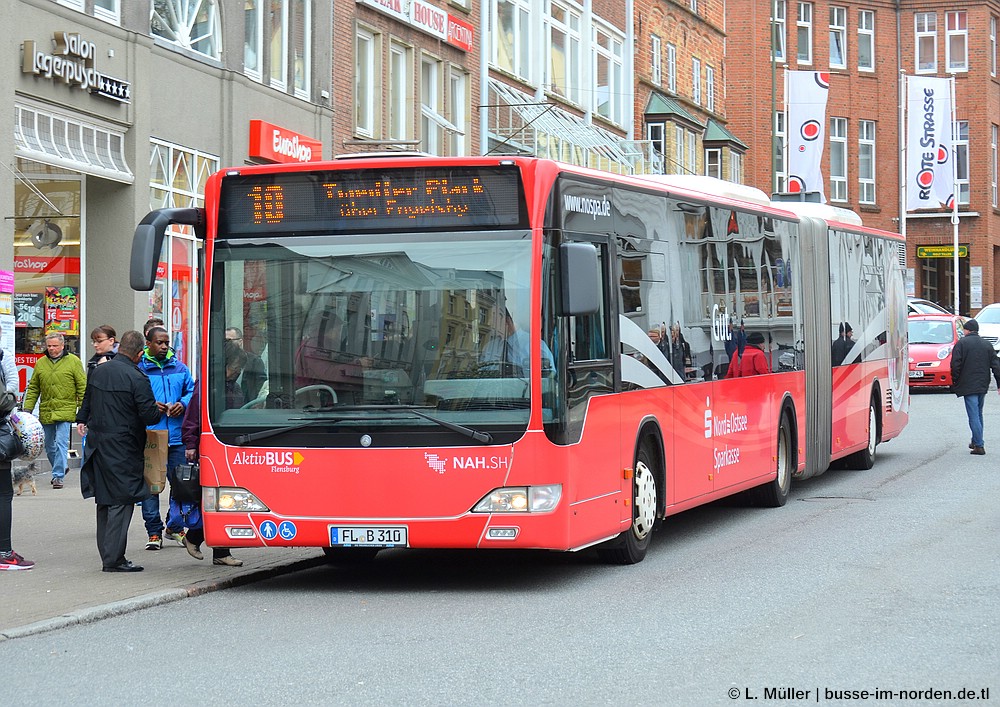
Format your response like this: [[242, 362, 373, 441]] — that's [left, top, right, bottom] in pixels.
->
[[303, 404, 493, 444], [233, 419, 334, 445]]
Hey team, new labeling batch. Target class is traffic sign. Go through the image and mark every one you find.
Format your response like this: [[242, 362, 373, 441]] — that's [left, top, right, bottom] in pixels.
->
[[916, 245, 968, 258]]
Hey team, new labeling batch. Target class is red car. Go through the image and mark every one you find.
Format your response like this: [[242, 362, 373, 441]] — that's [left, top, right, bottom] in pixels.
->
[[908, 313, 967, 389]]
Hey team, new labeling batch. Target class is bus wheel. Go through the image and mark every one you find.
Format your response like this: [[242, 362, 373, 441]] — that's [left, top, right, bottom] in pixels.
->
[[598, 445, 657, 565], [322, 547, 380, 565], [845, 396, 878, 470], [750, 412, 792, 507]]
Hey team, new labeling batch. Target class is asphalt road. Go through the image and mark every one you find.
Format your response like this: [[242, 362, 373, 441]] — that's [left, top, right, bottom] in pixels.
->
[[2, 389, 997, 706]]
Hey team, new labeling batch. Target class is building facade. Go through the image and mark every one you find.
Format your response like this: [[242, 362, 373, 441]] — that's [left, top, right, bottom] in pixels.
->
[[4, 0, 333, 388], [726, 0, 1000, 313]]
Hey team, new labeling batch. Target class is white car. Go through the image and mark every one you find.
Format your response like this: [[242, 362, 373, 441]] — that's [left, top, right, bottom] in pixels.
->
[[974, 303, 1000, 351], [907, 297, 950, 316]]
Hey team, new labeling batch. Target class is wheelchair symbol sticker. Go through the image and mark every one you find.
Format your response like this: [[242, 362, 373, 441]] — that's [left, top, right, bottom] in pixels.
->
[[259, 520, 278, 540], [277, 521, 297, 540]]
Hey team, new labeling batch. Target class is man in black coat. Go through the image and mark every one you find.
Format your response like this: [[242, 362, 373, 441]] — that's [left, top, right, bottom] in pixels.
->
[[76, 330, 161, 572], [950, 318, 1000, 456], [831, 321, 854, 366]]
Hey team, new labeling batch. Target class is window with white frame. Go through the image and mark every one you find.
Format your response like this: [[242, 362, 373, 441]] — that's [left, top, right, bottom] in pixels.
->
[[647, 123, 666, 158], [858, 10, 874, 71], [151, 0, 222, 60], [956, 120, 969, 205], [449, 68, 468, 156], [420, 56, 458, 156], [389, 42, 411, 142], [829, 117, 847, 202], [797, 3, 813, 64], [94, 0, 120, 24], [992, 17, 998, 77], [915, 13, 937, 73], [674, 125, 685, 175], [705, 148, 721, 178], [495, 0, 532, 81], [686, 130, 697, 174], [859, 120, 875, 204], [992, 124, 997, 207], [594, 22, 625, 126], [355, 27, 377, 138], [269, 0, 288, 88], [691, 0, 698, 13], [829, 6, 846, 69], [692, 58, 702, 105], [706, 66, 715, 113], [729, 151, 743, 183], [667, 43, 677, 93], [244, 1, 263, 80], [946, 11, 967, 72], [292, 0, 311, 99], [775, 111, 787, 193], [547, 0, 582, 104], [773, 0, 786, 62], [651, 35, 662, 86]]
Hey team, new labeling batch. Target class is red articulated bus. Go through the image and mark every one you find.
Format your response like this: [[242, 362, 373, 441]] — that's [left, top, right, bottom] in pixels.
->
[[130, 156, 908, 565]]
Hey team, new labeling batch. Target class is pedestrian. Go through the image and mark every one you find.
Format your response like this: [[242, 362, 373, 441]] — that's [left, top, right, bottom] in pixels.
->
[[137, 326, 195, 550], [950, 318, 1000, 455], [832, 321, 854, 366], [86, 325, 118, 373], [668, 323, 691, 380], [143, 317, 164, 338], [21, 332, 87, 489], [179, 379, 242, 566], [0, 324, 33, 570], [225, 327, 266, 401], [726, 331, 771, 378], [76, 330, 161, 572]]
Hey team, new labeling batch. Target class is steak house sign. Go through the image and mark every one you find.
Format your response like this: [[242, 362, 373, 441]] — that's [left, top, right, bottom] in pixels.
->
[[22, 31, 131, 103]]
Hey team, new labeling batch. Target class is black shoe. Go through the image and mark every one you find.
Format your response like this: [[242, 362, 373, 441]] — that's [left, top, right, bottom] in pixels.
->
[[970, 442, 976, 449], [971, 446, 986, 456], [102, 560, 144, 573]]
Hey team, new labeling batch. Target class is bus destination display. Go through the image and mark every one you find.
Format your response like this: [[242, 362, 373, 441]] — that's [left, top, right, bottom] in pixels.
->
[[218, 166, 527, 235]]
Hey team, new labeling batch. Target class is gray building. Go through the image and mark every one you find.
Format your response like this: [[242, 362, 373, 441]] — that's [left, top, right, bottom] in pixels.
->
[[3, 0, 332, 380]]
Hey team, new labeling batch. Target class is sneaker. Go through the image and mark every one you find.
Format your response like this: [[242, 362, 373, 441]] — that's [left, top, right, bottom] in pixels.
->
[[164, 529, 186, 546], [0, 551, 35, 571], [145, 534, 162, 551], [51, 478, 64, 489]]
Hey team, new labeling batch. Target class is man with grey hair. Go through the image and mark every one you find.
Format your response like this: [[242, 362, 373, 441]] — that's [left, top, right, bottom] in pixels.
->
[[22, 332, 86, 489]]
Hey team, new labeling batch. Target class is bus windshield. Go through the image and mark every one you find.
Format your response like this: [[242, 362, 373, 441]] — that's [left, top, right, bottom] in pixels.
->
[[208, 230, 538, 446]]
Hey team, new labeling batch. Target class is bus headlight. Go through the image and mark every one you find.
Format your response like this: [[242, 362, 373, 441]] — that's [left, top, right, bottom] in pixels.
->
[[205, 487, 270, 513], [472, 485, 561, 513]]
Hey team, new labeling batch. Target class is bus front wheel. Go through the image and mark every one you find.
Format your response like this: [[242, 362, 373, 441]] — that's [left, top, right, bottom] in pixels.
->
[[844, 395, 878, 470], [598, 445, 658, 565]]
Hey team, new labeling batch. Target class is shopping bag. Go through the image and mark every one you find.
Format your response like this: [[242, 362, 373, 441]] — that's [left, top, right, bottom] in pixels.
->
[[143, 429, 169, 494]]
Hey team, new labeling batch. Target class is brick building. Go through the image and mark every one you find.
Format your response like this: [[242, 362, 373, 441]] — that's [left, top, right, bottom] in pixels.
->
[[726, 1, 1000, 313]]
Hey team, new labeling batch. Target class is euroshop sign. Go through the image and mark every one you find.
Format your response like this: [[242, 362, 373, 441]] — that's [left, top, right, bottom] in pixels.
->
[[22, 31, 131, 103], [357, 0, 474, 52], [248, 120, 323, 163]]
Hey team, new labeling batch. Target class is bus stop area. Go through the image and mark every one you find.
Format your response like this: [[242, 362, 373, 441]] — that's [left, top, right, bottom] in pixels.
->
[[0, 461, 324, 640]]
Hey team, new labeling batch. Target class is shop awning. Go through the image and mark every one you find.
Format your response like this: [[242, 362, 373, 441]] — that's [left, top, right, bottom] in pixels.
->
[[14, 102, 134, 184], [488, 79, 661, 174]]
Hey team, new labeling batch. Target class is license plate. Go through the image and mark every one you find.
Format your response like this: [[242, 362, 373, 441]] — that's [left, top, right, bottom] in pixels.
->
[[908, 370, 924, 378], [330, 526, 408, 547]]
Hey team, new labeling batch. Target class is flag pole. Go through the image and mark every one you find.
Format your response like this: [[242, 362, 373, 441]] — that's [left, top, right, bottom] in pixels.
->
[[950, 74, 960, 315], [899, 70, 907, 253]]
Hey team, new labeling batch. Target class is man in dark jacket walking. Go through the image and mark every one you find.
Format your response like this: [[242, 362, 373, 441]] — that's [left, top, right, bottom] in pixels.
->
[[76, 330, 160, 572], [950, 318, 1000, 455]]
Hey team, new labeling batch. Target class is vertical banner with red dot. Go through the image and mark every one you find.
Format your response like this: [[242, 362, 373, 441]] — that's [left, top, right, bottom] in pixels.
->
[[905, 76, 954, 212], [785, 70, 830, 202]]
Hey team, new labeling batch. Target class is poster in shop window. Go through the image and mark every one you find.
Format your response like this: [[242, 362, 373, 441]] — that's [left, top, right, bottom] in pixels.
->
[[13, 293, 44, 328], [44, 286, 79, 335]]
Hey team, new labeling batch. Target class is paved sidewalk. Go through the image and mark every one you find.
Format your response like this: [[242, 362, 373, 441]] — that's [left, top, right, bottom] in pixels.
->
[[0, 463, 324, 640]]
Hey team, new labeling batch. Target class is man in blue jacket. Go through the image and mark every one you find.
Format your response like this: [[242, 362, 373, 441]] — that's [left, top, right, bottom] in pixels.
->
[[138, 326, 195, 549]]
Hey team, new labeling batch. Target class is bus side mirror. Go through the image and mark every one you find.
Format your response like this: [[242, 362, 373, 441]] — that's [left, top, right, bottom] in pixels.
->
[[559, 242, 600, 316], [130, 223, 163, 291]]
